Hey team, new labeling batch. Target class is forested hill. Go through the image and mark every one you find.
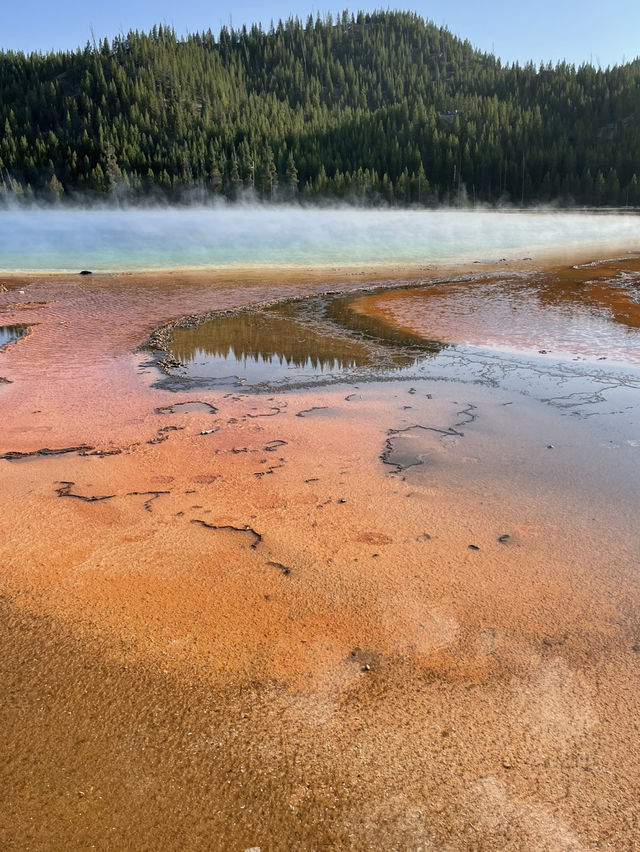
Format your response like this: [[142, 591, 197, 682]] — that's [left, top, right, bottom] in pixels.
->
[[1, 10, 640, 206]]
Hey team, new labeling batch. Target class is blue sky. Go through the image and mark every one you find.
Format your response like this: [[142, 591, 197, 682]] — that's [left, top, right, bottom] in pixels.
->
[[2, 0, 639, 69]]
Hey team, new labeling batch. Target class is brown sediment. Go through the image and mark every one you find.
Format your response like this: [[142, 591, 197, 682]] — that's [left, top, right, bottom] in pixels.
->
[[1, 256, 640, 850]]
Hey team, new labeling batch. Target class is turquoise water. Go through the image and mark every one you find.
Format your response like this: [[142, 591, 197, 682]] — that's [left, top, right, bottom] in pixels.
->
[[1, 207, 640, 272]]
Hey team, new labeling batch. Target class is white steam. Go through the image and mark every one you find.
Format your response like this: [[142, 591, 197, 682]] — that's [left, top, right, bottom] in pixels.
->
[[1, 206, 640, 272]]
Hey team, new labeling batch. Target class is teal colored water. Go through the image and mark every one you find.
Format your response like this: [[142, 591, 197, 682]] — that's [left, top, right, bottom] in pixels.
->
[[2, 207, 640, 272]]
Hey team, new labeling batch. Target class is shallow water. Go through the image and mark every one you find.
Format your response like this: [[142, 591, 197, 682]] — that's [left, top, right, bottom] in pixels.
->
[[0, 324, 29, 347], [354, 269, 640, 366], [2, 206, 640, 271], [167, 260, 640, 390], [169, 297, 441, 388]]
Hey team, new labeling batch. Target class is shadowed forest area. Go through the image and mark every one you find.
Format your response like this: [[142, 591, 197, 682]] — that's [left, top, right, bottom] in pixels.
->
[[1, 9, 640, 206]]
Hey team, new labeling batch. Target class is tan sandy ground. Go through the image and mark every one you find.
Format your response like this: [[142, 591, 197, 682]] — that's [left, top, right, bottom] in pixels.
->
[[0, 254, 639, 851]]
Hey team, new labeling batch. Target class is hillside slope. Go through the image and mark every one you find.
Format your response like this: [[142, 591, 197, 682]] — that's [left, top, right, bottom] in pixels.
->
[[1, 10, 639, 204]]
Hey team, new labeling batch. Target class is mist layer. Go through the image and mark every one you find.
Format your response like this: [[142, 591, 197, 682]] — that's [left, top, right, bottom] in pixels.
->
[[3, 207, 640, 271]]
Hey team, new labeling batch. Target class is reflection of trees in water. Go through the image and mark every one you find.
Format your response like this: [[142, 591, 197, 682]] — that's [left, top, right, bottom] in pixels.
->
[[171, 312, 373, 370], [0, 325, 29, 346], [185, 347, 357, 372], [169, 293, 445, 377]]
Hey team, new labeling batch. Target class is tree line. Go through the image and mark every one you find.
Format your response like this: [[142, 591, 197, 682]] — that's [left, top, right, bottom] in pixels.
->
[[1, 10, 640, 206]]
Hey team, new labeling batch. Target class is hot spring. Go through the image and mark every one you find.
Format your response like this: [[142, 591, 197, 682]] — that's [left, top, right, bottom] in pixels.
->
[[1, 206, 640, 272]]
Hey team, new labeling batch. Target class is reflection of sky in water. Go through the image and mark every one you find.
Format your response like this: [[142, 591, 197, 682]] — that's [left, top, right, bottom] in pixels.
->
[[358, 279, 640, 366], [3, 207, 640, 271]]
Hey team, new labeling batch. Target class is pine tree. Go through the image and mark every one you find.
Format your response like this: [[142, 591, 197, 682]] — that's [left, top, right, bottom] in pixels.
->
[[285, 152, 299, 198]]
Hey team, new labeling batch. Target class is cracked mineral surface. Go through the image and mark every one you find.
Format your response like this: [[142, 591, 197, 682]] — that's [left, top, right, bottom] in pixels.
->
[[1, 254, 639, 851]]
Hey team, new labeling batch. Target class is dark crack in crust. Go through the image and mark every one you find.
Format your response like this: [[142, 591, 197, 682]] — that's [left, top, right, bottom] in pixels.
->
[[126, 491, 171, 513], [296, 406, 329, 417], [1, 445, 94, 461], [190, 518, 263, 549], [380, 424, 464, 472], [155, 401, 218, 415], [266, 560, 291, 576], [54, 481, 116, 502]]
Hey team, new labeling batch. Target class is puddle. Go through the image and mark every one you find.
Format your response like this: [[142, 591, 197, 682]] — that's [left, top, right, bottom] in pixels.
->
[[166, 295, 444, 389], [352, 270, 640, 366], [0, 324, 29, 348], [154, 265, 640, 395]]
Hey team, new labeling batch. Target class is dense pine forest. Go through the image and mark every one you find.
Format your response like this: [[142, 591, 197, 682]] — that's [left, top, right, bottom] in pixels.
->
[[1, 10, 640, 206]]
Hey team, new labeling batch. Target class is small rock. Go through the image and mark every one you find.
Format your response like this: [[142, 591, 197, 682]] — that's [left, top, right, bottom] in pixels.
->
[[78, 270, 92, 275], [498, 534, 511, 544], [338, 498, 347, 504], [468, 544, 480, 551], [361, 663, 371, 672]]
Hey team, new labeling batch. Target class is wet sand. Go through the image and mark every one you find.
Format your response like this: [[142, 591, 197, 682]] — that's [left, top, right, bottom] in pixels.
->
[[1, 254, 640, 851]]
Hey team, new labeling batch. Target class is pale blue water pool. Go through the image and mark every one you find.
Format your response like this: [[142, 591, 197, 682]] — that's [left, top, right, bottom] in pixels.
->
[[1, 206, 639, 272]]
